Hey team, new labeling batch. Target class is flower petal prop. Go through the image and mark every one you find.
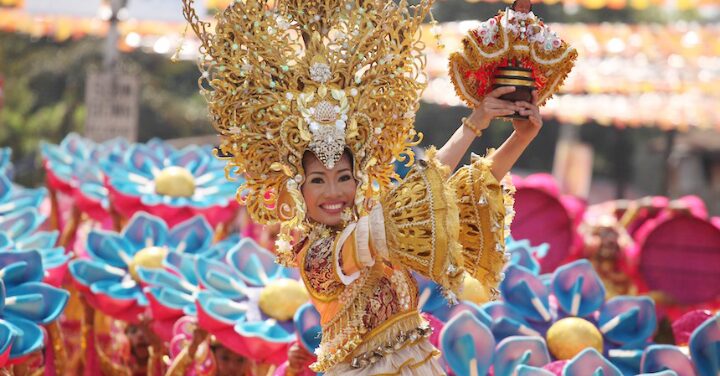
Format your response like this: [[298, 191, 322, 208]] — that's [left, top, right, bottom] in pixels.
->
[[41, 133, 90, 195], [440, 311, 496, 376], [294, 303, 321, 354], [0, 148, 11, 178], [494, 336, 552, 376], [0, 175, 46, 219], [597, 296, 656, 347], [562, 348, 623, 376], [689, 313, 720, 376], [500, 264, 552, 323], [506, 238, 547, 275], [0, 207, 69, 286], [640, 345, 695, 376], [551, 259, 605, 318], [0, 320, 14, 367], [482, 301, 542, 341]]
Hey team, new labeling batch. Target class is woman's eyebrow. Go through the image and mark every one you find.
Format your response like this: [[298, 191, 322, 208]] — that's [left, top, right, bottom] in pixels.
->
[[306, 171, 326, 176]]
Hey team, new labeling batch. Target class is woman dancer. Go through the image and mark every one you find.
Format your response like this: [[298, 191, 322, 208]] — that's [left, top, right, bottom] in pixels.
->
[[182, 0, 541, 374]]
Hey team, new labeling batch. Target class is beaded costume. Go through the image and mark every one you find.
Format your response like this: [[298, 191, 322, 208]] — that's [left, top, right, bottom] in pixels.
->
[[182, 0, 514, 374]]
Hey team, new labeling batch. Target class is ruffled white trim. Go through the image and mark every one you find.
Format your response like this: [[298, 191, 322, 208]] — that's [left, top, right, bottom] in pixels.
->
[[323, 338, 446, 376], [335, 222, 362, 285], [369, 203, 389, 260]]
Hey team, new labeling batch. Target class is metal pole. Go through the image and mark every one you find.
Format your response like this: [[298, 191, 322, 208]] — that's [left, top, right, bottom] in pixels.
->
[[103, 0, 127, 69], [661, 129, 677, 196]]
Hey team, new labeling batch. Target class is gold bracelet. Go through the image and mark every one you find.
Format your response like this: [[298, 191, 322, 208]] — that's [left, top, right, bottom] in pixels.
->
[[462, 117, 483, 137]]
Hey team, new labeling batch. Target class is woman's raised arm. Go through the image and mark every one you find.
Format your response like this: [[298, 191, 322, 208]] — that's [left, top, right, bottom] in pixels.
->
[[436, 88, 543, 180], [436, 86, 518, 171], [487, 90, 543, 180]]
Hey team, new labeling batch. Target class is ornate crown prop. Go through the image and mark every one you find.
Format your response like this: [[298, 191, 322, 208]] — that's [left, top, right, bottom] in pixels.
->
[[449, 0, 577, 111], [182, 0, 434, 262]]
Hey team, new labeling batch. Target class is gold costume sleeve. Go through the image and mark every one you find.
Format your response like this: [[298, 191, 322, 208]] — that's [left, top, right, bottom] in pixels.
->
[[380, 149, 514, 301], [380, 148, 465, 295], [448, 153, 515, 301]]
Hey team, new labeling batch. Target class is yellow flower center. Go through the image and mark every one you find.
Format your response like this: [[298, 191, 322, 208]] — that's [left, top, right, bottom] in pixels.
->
[[128, 246, 168, 281], [546, 317, 604, 360], [459, 275, 492, 305], [258, 278, 309, 321], [154, 166, 196, 197]]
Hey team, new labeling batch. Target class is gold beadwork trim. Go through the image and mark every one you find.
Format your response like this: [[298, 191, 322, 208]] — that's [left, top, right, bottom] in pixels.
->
[[493, 77, 536, 87]]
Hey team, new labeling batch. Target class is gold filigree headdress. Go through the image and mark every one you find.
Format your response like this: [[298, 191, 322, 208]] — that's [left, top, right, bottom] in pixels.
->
[[182, 0, 433, 263]]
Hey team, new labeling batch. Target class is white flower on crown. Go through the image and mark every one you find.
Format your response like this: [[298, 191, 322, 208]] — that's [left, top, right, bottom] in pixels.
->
[[276, 16, 291, 30], [310, 62, 333, 83], [476, 18, 499, 46], [542, 31, 561, 51], [507, 9, 536, 22]]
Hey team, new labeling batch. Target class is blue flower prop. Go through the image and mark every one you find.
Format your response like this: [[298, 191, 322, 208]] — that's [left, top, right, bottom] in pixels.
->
[[0, 148, 12, 178], [40, 133, 126, 195], [0, 175, 46, 219], [440, 308, 631, 376], [474, 259, 655, 374], [104, 142, 240, 227], [0, 208, 68, 286], [136, 234, 240, 340], [195, 238, 304, 365], [0, 250, 69, 365], [69, 212, 217, 322]]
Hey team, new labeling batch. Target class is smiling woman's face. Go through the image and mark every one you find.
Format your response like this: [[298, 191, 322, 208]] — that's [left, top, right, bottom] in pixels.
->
[[301, 151, 357, 227]]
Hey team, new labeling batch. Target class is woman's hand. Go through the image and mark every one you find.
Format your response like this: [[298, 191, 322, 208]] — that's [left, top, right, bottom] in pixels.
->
[[512, 90, 543, 140], [466, 86, 520, 130], [286, 342, 315, 376]]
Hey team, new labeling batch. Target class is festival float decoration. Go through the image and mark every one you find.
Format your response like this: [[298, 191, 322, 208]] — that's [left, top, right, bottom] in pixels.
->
[[630, 310, 720, 376], [474, 260, 656, 374], [0, 172, 46, 220], [0, 208, 69, 287], [511, 174, 585, 273], [68, 212, 219, 323], [0, 148, 11, 178], [448, 0, 577, 118], [0, 162, 68, 286], [137, 234, 241, 341], [105, 142, 240, 228], [440, 309, 627, 376], [40, 133, 128, 245], [0, 250, 69, 367], [630, 196, 720, 318], [194, 238, 305, 365]]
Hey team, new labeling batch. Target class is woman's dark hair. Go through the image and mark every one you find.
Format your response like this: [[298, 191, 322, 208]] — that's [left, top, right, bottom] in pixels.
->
[[511, 0, 532, 11]]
